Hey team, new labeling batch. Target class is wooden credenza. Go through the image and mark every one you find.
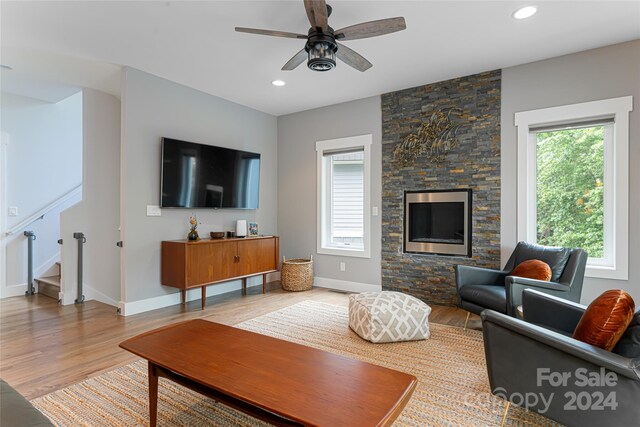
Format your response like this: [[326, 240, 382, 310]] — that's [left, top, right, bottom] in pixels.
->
[[161, 236, 280, 309]]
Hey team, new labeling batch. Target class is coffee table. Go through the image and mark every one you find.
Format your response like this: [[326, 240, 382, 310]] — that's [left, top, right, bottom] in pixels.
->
[[120, 319, 417, 427]]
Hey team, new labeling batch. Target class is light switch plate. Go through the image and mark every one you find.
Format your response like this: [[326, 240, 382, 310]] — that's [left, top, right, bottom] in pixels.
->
[[8, 206, 18, 217], [372, 206, 379, 216], [146, 205, 161, 216]]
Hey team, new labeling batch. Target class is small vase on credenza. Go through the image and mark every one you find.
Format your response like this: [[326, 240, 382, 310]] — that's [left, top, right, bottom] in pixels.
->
[[187, 215, 200, 241]]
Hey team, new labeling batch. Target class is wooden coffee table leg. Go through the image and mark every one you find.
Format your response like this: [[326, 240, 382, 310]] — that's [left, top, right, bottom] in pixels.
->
[[148, 362, 158, 427]]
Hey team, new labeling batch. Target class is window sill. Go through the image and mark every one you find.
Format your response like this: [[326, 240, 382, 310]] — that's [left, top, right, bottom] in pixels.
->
[[317, 246, 371, 259], [585, 264, 628, 281]]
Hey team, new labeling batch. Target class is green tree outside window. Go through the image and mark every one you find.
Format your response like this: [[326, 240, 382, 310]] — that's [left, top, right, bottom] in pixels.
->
[[536, 126, 604, 257]]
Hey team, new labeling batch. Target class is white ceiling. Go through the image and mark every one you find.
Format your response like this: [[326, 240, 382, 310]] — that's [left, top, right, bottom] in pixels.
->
[[1, 1, 639, 116]]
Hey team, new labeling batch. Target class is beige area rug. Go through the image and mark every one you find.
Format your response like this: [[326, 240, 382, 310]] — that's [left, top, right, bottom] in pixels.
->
[[31, 300, 559, 426]]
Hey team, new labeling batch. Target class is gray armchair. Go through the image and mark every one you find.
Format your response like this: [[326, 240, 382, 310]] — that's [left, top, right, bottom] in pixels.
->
[[481, 289, 640, 427], [456, 242, 588, 323]]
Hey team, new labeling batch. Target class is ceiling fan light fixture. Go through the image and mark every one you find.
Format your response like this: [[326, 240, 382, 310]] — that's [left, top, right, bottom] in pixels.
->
[[307, 41, 336, 72], [512, 6, 537, 20]]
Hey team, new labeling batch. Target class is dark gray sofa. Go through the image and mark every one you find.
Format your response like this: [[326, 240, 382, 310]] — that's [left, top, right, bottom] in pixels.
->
[[0, 379, 53, 427], [481, 289, 640, 427]]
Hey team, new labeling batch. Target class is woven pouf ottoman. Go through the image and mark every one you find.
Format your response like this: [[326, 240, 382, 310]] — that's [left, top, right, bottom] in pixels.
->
[[349, 291, 431, 343]]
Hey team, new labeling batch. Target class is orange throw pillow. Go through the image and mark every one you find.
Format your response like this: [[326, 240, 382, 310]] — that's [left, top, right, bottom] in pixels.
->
[[511, 259, 552, 281], [573, 290, 636, 351]]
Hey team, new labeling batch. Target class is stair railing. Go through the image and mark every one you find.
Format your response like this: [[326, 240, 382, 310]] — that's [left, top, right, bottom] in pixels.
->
[[73, 232, 86, 304], [24, 230, 36, 295], [5, 184, 82, 236]]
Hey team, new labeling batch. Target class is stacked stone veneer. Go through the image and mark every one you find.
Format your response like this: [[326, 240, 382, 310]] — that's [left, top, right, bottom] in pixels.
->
[[381, 70, 501, 306]]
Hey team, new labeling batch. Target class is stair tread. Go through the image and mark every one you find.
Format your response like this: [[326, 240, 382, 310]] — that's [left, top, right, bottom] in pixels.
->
[[36, 276, 61, 287]]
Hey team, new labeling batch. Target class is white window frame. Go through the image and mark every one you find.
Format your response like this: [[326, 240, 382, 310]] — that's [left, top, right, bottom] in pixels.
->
[[515, 96, 632, 280], [316, 134, 372, 258]]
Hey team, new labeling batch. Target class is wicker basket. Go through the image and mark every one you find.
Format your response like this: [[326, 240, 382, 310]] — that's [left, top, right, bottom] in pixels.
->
[[281, 256, 313, 291]]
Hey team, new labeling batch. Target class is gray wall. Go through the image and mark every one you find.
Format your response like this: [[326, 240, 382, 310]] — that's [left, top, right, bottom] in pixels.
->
[[61, 89, 121, 305], [0, 91, 82, 297], [120, 68, 278, 303], [1, 92, 82, 225], [277, 96, 382, 288], [501, 40, 640, 304]]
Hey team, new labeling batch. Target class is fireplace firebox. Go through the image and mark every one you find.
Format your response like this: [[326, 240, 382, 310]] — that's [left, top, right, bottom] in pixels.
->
[[404, 189, 472, 256]]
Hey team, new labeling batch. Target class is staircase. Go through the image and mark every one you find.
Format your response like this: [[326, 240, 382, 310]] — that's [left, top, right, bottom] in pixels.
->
[[35, 262, 61, 301]]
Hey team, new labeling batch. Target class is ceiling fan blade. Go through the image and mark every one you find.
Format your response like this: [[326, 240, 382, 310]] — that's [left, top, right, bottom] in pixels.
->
[[311, 0, 328, 32], [235, 27, 307, 39], [336, 42, 372, 72], [303, 0, 328, 32], [282, 49, 308, 71], [335, 17, 406, 41], [303, 0, 316, 28]]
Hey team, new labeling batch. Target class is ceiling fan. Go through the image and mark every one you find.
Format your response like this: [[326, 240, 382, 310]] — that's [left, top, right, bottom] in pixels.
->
[[235, 0, 406, 72]]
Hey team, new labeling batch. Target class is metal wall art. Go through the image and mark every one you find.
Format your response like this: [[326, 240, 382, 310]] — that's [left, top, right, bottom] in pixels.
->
[[393, 108, 463, 166]]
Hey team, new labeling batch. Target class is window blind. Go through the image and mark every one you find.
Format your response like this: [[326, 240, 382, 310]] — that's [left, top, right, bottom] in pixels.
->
[[322, 146, 364, 157], [529, 117, 614, 133]]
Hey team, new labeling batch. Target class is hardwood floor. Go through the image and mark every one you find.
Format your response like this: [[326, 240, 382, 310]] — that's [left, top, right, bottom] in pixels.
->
[[0, 283, 479, 400]]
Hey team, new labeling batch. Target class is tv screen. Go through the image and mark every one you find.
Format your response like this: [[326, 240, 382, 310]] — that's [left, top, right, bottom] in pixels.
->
[[161, 138, 260, 209]]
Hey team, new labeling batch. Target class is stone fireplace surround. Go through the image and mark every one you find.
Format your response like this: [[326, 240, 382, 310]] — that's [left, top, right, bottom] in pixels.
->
[[381, 70, 502, 306]]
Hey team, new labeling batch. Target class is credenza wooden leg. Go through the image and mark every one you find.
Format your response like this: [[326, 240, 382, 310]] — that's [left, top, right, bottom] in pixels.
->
[[181, 289, 186, 305], [148, 362, 158, 427], [242, 278, 247, 295], [262, 273, 267, 294], [201, 286, 206, 310]]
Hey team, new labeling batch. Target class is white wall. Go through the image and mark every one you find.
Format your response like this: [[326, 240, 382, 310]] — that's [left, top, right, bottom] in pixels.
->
[[60, 89, 121, 306], [501, 40, 640, 304], [277, 97, 382, 292], [119, 68, 278, 310], [0, 91, 82, 297]]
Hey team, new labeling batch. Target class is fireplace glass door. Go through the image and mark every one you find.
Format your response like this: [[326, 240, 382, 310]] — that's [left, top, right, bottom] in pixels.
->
[[404, 190, 471, 256]]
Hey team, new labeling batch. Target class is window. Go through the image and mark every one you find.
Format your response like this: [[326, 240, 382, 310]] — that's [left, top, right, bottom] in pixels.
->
[[316, 135, 372, 258], [515, 96, 632, 280]]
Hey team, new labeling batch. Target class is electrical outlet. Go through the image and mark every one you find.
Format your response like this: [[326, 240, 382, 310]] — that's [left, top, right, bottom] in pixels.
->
[[8, 206, 18, 217], [372, 206, 379, 216], [340, 262, 346, 272], [146, 205, 161, 216]]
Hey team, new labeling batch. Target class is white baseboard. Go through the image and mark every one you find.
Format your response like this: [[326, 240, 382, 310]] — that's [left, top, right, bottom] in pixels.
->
[[0, 283, 28, 298], [313, 276, 381, 293], [61, 289, 75, 306], [0, 254, 60, 299], [58, 283, 120, 307], [84, 285, 118, 308], [268, 271, 280, 282], [118, 276, 269, 317]]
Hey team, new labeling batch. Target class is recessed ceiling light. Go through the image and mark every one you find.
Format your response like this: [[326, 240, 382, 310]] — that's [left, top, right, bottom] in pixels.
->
[[0, 64, 12, 70], [271, 80, 286, 87], [513, 6, 537, 20]]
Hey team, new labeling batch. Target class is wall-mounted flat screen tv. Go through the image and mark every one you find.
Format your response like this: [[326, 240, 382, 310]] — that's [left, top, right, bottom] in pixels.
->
[[161, 137, 260, 209]]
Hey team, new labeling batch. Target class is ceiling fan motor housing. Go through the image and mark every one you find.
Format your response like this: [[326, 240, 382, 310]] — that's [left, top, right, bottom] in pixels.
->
[[306, 29, 337, 71]]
